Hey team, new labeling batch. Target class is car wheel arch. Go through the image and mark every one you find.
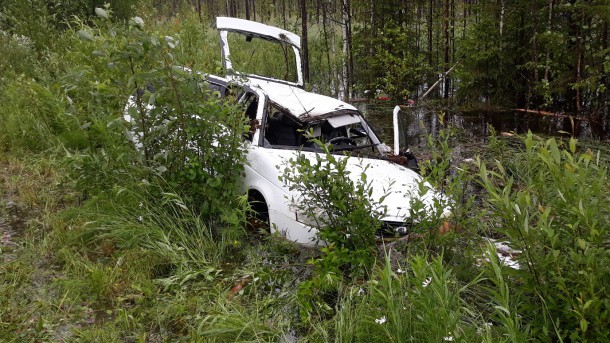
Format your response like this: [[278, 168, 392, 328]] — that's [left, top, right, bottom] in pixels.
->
[[246, 188, 270, 232]]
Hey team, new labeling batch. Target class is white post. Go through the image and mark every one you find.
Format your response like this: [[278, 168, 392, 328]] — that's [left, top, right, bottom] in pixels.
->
[[393, 105, 400, 155]]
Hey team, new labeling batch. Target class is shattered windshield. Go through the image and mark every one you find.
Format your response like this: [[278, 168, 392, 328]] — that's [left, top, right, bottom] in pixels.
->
[[226, 32, 298, 83], [263, 109, 380, 154]]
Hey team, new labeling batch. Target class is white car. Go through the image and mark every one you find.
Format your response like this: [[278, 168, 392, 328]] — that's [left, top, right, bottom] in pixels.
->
[[210, 18, 450, 245], [125, 18, 450, 246]]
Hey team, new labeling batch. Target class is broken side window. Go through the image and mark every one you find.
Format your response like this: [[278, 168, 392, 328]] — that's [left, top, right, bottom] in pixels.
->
[[241, 92, 259, 142], [263, 104, 303, 147]]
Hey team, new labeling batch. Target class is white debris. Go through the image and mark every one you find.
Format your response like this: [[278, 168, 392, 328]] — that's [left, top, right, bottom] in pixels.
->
[[422, 277, 432, 287], [484, 237, 522, 270]]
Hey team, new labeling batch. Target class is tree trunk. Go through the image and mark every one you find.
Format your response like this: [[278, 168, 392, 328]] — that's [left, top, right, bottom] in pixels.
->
[[282, 0, 287, 29], [347, 0, 354, 98], [370, 0, 375, 57], [416, 4, 421, 59], [301, 0, 309, 83], [332, 3, 339, 97], [451, 0, 455, 96], [499, 0, 505, 36], [462, 0, 467, 40], [428, 0, 433, 66], [341, 0, 351, 101], [602, 21, 609, 128], [576, 24, 582, 116], [245, 0, 250, 19], [543, 0, 553, 81], [444, 0, 450, 98], [209, 0, 217, 18], [322, 0, 334, 94]]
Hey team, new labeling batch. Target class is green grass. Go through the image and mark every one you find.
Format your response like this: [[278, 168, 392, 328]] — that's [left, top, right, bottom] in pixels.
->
[[2, 132, 609, 341]]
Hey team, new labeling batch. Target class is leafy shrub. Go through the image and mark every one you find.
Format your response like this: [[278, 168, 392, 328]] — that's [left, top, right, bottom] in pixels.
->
[[57, 9, 249, 222], [0, 30, 40, 78], [407, 114, 479, 264], [281, 138, 385, 277], [280, 137, 387, 319], [478, 132, 610, 341]]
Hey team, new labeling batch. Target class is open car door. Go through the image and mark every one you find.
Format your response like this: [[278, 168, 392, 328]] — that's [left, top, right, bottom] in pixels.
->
[[216, 17, 304, 88]]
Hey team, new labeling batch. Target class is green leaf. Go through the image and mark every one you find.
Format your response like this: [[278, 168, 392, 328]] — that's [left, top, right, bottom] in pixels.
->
[[548, 139, 561, 163], [123, 128, 134, 141], [583, 299, 594, 310], [95, 7, 108, 19], [580, 318, 588, 332], [569, 137, 577, 153], [77, 30, 94, 42]]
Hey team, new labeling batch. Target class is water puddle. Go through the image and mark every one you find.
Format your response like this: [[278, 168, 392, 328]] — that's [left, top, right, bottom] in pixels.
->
[[357, 102, 607, 151]]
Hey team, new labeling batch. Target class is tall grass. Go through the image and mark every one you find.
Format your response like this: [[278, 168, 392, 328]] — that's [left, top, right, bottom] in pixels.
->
[[324, 254, 480, 342]]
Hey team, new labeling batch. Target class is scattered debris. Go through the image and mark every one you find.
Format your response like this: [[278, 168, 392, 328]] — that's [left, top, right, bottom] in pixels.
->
[[481, 238, 522, 270], [228, 275, 253, 298]]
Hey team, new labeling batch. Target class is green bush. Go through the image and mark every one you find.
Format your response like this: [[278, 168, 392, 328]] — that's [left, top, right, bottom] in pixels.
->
[[478, 132, 610, 341], [53, 9, 249, 222], [281, 137, 386, 320]]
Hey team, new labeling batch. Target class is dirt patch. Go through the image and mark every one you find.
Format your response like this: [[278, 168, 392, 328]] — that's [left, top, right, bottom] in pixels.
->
[[1, 200, 27, 262]]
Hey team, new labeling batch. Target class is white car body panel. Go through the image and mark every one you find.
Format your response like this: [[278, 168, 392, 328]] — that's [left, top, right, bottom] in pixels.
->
[[216, 17, 301, 48]]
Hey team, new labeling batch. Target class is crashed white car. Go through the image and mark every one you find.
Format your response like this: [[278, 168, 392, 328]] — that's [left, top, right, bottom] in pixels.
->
[[125, 18, 450, 246], [210, 17, 450, 245]]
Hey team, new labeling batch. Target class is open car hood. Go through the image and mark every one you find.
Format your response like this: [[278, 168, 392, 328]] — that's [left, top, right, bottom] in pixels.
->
[[216, 17, 304, 87]]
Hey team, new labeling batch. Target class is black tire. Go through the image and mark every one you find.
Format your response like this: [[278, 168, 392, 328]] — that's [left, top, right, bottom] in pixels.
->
[[247, 190, 270, 233]]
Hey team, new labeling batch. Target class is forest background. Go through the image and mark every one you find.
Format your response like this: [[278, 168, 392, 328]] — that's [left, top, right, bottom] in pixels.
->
[[2, 0, 609, 116]]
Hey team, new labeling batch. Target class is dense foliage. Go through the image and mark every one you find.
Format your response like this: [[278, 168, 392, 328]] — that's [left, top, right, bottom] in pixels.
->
[[3, 0, 608, 117], [479, 133, 610, 341]]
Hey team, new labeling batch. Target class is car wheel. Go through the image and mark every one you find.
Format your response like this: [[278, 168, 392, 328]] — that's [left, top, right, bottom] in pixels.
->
[[247, 190, 270, 233]]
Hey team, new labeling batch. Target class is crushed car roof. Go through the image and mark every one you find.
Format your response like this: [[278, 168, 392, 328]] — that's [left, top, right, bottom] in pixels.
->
[[247, 78, 358, 119]]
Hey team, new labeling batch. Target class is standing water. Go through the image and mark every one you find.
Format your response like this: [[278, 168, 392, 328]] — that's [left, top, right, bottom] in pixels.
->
[[356, 102, 604, 151]]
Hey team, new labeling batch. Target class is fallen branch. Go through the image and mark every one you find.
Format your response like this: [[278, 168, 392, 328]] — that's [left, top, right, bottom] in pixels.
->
[[513, 108, 588, 121], [420, 63, 459, 100]]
